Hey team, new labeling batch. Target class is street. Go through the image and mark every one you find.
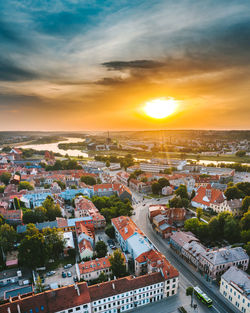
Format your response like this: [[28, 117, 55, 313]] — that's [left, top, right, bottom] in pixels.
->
[[130, 191, 237, 313]]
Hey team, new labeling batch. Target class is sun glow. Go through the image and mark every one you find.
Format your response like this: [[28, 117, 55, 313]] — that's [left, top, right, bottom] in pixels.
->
[[144, 98, 178, 119]]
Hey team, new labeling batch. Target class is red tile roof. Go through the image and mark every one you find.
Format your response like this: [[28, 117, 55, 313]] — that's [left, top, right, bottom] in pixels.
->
[[0, 282, 91, 313], [192, 186, 225, 206], [78, 255, 111, 274], [88, 272, 164, 301], [112, 216, 144, 241]]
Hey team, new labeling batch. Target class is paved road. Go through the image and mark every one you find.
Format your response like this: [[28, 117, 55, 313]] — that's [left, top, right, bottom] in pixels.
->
[[131, 194, 237, 313]]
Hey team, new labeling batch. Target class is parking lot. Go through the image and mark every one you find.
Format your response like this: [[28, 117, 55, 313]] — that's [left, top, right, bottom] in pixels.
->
[[43, 264, 77, 287], [95, 230, 118, 255]]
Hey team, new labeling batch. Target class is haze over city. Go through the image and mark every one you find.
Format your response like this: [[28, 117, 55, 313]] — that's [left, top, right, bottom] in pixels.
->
[[1, 0, 250, 130]]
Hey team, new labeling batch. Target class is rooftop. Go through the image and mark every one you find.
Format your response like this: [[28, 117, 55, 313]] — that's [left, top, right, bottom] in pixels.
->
[[222, 266, 250, 299]]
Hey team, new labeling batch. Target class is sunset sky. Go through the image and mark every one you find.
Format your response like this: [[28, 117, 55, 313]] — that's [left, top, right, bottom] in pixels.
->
[[0, 0, 250, 131]]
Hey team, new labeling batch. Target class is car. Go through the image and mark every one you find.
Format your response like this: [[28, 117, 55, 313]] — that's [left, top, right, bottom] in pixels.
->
[[67, 271, 72, 277], [46, 271, 56, 277], [64, 264, 72, 269], [143, 204, 146, 206], [62, 271, 67, 278], [157, 199, 160, 201]]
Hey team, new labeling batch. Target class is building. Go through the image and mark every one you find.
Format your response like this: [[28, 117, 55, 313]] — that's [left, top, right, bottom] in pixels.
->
[[17, 216, 94, 234], [220, 267, 250, 312], [148, 205, 186, 227], [112, 216, 179, 282], [152, 215, 173, 238], [63, 232, 75, 256], [116, 171, 130, 186], [191, 186, 225, 210], [169, 231, 199, 255], [78, 239, 93, 260], [0, 206, 23, 224], [182, 241, 207, 268], [0, 272, 176, 313], [210, 199, 243, 215], [129, 179, 152, 194], [199, 247, 249, 279], [75, 196, 106, 229], [76, 254, 127, 282]]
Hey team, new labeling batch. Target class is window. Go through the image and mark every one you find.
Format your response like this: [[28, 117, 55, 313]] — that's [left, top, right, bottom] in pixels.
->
[[41, 307, 44, 312], [76, 308, 81, 311], [68, 310, 73, 313]]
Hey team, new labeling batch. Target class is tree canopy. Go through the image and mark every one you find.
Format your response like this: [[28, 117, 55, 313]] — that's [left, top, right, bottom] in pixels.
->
[[0, 172, 11, 185], [95, 241, 107, 258], [109, 249, 127, 278], [80, 175, 97, 185], [18, 181, 34, 191], [18, 224, 64, 268]]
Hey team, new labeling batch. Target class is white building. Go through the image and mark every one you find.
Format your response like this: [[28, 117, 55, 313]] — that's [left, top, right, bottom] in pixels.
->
[[220, 267, 250, 312]]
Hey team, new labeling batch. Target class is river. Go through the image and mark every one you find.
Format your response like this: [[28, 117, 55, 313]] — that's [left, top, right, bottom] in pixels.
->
[[19, 137, 89, 158]]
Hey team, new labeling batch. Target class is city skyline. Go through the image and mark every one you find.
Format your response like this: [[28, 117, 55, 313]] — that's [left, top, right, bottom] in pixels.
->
[[1, 0, 250, 130]]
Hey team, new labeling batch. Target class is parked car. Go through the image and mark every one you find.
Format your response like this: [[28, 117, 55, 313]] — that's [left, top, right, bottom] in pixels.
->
[[67, 271, 72, 277], [64, 264, 72, 269], [46, 271, 56, 277], [62, 271, 67, 278]]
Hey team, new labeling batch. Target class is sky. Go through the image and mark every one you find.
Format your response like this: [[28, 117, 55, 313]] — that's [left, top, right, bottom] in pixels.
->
[[0, 0, 250, 131]]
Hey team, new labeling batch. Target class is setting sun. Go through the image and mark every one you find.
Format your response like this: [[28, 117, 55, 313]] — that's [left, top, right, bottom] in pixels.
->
[[144, 98, 178, 119]]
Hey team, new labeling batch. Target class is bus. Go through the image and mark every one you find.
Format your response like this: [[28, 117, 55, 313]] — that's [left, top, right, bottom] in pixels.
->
[[193, 286, 213, 308]]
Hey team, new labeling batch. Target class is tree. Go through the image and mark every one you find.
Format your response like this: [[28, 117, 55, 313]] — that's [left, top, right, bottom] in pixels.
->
[[18, 181, 34, 191], [0, 172, 11, 185], [18, 224, 49, 268], [184, 218, 200, 236], [109, 249, 127, 278], [140, 177, 148, 183], [196, 208, 203, 221], [106, 160, 110, 168], [35, 276, 44, 293], [244, 242, 250, 256], [236, 182, 250, 197], [190, 189, 196, 200], [186, 286, 194, 307], [236, 150, 246, 157], [80, 175, 97, 185], [152, 182, 161, 195], [242, 196, 250, 213], [98, 271, 108, 283], [0, 224, 17, 252], [158, 178, 170, 189], [42, 228, 65, 260], [105, 225, 115, 239], [54, 180, 66, 190], [23, 207, 47, 224], [241, 230, 250, 243], [224, 186, 244, 200], [0, 186, 5, 193], [13, 197, 21, 210], [169, 196, 189, 208], [95, 241, 107, 258], [175, 185, 188, 199], [224, 216, 240, 243], [240, 210, 250, 230], [43, 197, 62, 221]]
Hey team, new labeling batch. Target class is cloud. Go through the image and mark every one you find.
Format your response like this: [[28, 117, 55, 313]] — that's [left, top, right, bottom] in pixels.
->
[[102, 60, 163, 70]]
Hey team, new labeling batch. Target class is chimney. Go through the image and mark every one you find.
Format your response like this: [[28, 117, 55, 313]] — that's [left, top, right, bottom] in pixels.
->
[[112, 283, 115, 290], [7, 308, 11, 313], [74, 283, 80, 296], [17, 305, 21, 313]]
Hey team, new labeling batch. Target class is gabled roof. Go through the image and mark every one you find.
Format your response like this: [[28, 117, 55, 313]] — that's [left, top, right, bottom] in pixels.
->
[[192, 186, 225, 206], [88, 273, 164, 301]]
